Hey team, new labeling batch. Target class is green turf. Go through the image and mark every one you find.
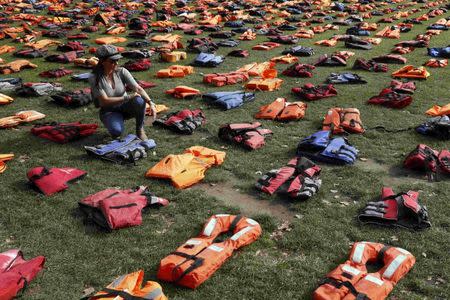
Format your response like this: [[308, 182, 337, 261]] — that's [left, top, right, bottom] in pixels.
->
[[0, 2, 449, 299]]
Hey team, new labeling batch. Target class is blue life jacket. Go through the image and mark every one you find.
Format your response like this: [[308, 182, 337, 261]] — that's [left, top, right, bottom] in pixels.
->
[[202, 91, 255, 110], [427, 46, 450, 58], [416, 116, 449, 139], [71, 73, 92, 81], [327, 72, 367, 84], [427, 24, 448, 31], [297, 131, 358, 164], [224, 20, 245, 28], [85, 134, 156, 164], [192, 52, 224, 67]]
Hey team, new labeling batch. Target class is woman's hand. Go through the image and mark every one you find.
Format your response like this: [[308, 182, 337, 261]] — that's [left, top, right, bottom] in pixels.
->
[[149, 101, 157, 119]]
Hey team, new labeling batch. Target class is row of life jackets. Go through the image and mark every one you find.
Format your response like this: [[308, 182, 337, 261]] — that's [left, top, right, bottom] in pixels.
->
[[255, 97, 307, 121]]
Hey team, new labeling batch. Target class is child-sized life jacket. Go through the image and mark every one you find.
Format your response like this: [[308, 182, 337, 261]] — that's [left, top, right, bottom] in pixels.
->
[[0, 249, 45, 300], [323, 108, 364, 134], [31, 122, 98, 144], [218, 122, 273, 150], [403, 144, 450, 181], [297, 131, 358, 165], [255, 97, 307, 121], [416, 116, 449, 140], [84, 134, 156, 164], [84, 270, 168, 300], [358, 187, 431, 230], [157, 214, 261, 289], [27, 166, 86, 196], [154, 109, 206, 134], [313, 242, 415, 300], [145, 146, 225, 189], [78, 186, 168, 231], [256, 157, 321, 200]]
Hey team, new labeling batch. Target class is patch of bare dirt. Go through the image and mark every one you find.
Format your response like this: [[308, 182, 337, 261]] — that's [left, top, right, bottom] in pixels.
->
[[193, 182, 295, 221]]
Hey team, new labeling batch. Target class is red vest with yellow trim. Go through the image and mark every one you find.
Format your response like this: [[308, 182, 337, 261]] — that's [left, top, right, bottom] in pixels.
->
[[313, 242, 415, 300], [157, 214, 262, 289]]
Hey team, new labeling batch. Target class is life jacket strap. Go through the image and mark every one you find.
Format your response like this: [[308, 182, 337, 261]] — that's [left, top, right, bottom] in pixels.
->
[[320, 278, 371, 300]]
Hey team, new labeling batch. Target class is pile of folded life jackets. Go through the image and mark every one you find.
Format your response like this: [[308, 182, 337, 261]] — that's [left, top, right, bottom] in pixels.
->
[[39, 68, 73, 78], [326, 72, 367, 84], [157, 214, 261, 289], [191, 52, 224, 67], [252, 41, 281, 51], [45, 50, 85, 63], [78, 186, 169, 231], [203, 71, 249, 87], [84, 134, 156, 164], [358, 187, 431, 230], [416, 115, 449, 139], [244, 69, 283, 91], [0, 153, 14, 174], [282, 45, 315, 56], [282, 63, 315, 77], [427, 46, 450, 58], [160, 51, 187, 62], [404, 144, 449, 181], [0, 59, 37, 74], [372, 54, 407, 64], [157, 65, 194, 78], [424, 58, 448, 68], [27, 166, 86, 196], [392, 65, 430, 79], [202, 90, 255, 110], [15, 82, 63, 97], [145, 146, 225, 189], [296, 130, 358, 165], [31, 122, 98, 144], [0, 249, 45, 300], [123, 58, 151, 71], [187, 37, 218, 53], [313, 242, 415, 300], [368, 80, 416, 109], [292, 83, 337, 101], [84, 270, 168, 299], [426, 103, 450, 117], [255, 97, 307, 121], [154, 109, 206, 134], [50, 88, 92, 107], [256, 156, 321, 200], [165, 86, 201, 99], [0, 110, 45, 129], [0, 93, 13, 105], [322, 108, 364, 134], [218, 122, 273, 150], [353, 58, 388, 72]]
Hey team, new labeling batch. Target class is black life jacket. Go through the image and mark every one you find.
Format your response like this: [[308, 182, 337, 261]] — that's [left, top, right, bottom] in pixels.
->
[[154, 109, 206, 134]]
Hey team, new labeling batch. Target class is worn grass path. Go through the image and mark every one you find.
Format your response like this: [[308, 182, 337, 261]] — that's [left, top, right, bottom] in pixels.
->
[[0, 1, 449, 299]]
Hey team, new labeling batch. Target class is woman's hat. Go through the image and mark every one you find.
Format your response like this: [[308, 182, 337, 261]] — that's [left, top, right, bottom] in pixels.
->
[[95, 45, 122, 60]]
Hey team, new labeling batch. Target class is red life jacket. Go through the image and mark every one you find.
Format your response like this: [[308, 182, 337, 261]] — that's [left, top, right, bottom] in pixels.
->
[[404, 144, 450, 181], [79, 187, 169, 231], [0, 249, 45, 300], [31, 122, 98, 143], [218, 122, 273, 150], [27, 166, 86, 196]]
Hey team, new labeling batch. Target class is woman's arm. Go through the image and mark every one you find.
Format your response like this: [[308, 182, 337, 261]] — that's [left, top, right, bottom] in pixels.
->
[[98, 90, 139, 108]]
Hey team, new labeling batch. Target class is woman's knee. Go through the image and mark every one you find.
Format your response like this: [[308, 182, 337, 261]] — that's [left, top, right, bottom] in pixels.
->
[[107, 123, 124, 137], [131, 96, 146, 109]]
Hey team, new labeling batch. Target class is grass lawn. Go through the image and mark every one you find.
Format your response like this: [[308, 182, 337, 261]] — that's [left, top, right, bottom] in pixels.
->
[[0, 1, 449, 299]]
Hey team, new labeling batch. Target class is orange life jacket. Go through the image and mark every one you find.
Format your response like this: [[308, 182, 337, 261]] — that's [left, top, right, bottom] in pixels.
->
[[157, 65, 194, 78], [87, 270, 167, 300], [391, 65, 430, 79], [95, 36, 127, 45], [160, 51, 187, 63], [313, 241, 415, 300], [270, 54, 299, 64], [323, 108, 364, 134], [424, 59, 448, 68], [239, 29, 256, 40], [198, 15, 222, 25], [0, 110, 45, 128], [244, 69, 283, 91], [0, 153, 14, 174], [0, 45, 16, 54], [251, 42, 281, 51], [105, 25, 126, 35], [314, 39, 338, 47], [73, 57, 99, 68], [0, 59, 37, 74], [376, 26, 401, 39], [255, 97, 307, 121], [151, 20, 176, 28], [294, 29, 315, 39], [0, 93, 14, 105], [145, 146, 225, 189], [425, 103, 450, 116], [203, 71, 249, 87], [151, 34, 181, 43], [165, 86, 201, 99], [25, 38, 61, 49], [157, 214, 262, 289]]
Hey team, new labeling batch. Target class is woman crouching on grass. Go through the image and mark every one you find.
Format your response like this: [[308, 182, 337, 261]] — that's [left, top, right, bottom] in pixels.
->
[[89, 45, 156, 140]]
